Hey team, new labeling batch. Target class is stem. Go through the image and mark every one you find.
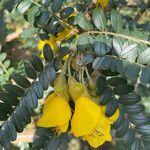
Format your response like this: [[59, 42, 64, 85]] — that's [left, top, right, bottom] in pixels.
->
[[86, 31, 150, 45], [0, 62, 9, 75], [61, 60, 68, 75], [68, 57, 72, 77], [30, 0, 42, 7]]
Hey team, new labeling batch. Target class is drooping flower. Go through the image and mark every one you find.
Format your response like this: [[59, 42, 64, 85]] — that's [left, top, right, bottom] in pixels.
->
[[71, 96, 112, 148], [37, 95, 71, 133], [37, 74, 71, 134]]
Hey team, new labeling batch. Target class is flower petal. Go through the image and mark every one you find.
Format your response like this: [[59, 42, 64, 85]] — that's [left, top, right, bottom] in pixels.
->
[[43, 93, 56, 113], [37, 96, 71, 128], [71, 97, 101, 137]]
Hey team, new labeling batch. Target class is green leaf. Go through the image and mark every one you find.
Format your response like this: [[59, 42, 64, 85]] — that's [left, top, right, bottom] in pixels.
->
[[137, 48, 150, 65], [3, 121, 17, 141], [27, 6, 40, 24], [107, 77, 127, 87], [60, 7, 74, 19], [74, 12, 93, 30], [11, 74, 31, 88], [21, 26, 38, 38], [105, 99, 118, 117], [24, 62, 37, 79], [92, 7, 106, 30], [0, 53, 7, 62], [113, 85, 134, 95], [51, 0, 64, 13], [100, 87, 112, 105], [77, 34, 94, 50], [119, 93, 141, 106], [130, 138, 142, 150], [124, 104, 145, 114], [128, 114, 150, 126], [83, 53, 94, 65], [17, 0, 32, 14], [123, 128, 135, 146], [140, 67, 150, 85], [3, 60, 10, 69], [96, 76, 107, 96], [43, 44, 54, 62], [3, 84, 24, 97], [112, 110, 125, 129], [115, 120, 129, 138], [31, 55, 43, 72], [110, 10, 123, 32], [136, 125, 150, 136], [126, 64, 141, 81], [92, 56, 112, 70]]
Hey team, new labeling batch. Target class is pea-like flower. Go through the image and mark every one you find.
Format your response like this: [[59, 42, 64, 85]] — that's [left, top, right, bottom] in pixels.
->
[[71, 96, 119, 148], [37, 74, 71, 134]]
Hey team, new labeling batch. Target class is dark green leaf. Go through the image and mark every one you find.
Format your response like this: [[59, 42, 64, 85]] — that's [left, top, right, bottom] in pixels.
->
[[105, 99, 118, 117], [119, 93, 141, 105], [123, 128, 135, 146], [60, 7, 74, 19], [140, 67, 150, 85], [37, 11, 50, 26], [32, 81, 44, 99], [115, 120, 129, 138], [124, 104, 145, 114], [107, 77, 127, 87], [51, 0, 64, 13], [31, 55, 43, 72], [0, 92, 19, 106], [24, 62, 37, 79], [94, 41, 110, 56], [130, 138, 142, 150], [83, 53, 94, 65], [96, 76, 107, 96], [128, 114, 150, 126], [3, 84, 24, 97], [3, 121, 17, 141], [53, 57, 61, 71], [11, 73, 31, 88], [113, 85, 134, 95], [136, 125, 150, 136], [99, 87, 112, 105], [43, 44, 54, 62], [126, 64, 141, 81]]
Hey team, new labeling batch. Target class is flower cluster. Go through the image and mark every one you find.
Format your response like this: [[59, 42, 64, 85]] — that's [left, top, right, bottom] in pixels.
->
[[37, 61, 119, 148]]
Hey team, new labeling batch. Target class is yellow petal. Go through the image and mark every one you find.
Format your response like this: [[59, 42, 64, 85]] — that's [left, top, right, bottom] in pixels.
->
[[96, 0, 109, 8], [37, 96, 71, 128], [56, 122, 69, 134], [71, 97, 101, 137], [43, 93, 56, 113], [101, 106, 120, 124], [84, 123, 112, 148]]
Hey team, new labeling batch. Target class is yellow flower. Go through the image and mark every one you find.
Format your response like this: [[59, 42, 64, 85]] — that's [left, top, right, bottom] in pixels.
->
[[37, 94, 71, 134], [71, 96, 112, 148], [96, 0, 109, 8], [37, 74, 71, 134]]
